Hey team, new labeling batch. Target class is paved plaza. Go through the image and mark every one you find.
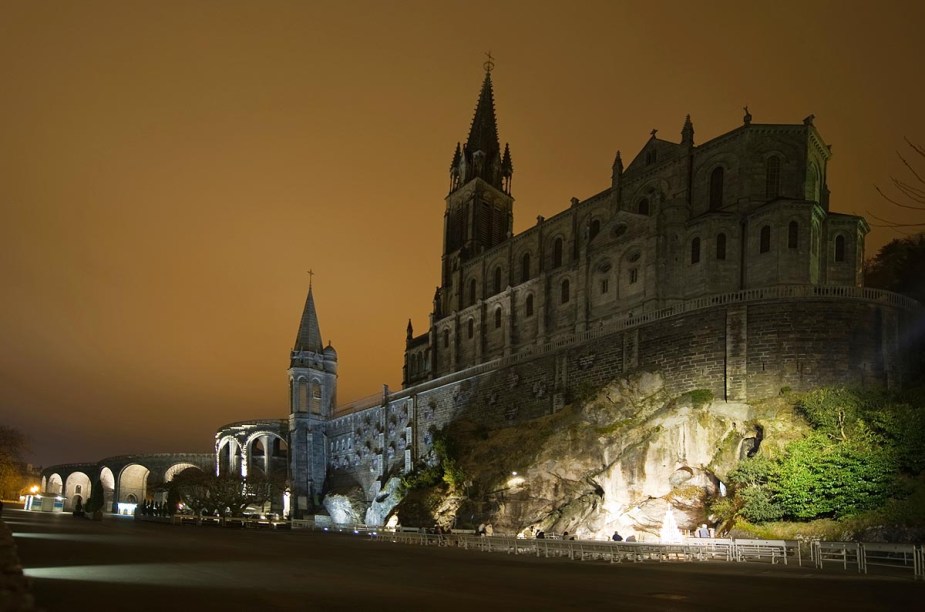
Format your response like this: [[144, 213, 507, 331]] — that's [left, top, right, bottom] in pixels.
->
[[6, 509, 922, 611]]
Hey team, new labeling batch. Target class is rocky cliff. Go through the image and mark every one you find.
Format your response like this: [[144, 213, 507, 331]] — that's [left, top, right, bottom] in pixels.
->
[[332, 372, 809, 539]]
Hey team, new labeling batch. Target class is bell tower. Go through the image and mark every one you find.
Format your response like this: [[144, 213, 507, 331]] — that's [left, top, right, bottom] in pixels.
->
[[287, 274, 337, 518], [440, 56, 514, 313]]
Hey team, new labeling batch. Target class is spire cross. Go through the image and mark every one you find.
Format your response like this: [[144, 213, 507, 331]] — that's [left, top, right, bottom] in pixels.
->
[[307, 269, 314, 288], [484, 51, 495, 73]]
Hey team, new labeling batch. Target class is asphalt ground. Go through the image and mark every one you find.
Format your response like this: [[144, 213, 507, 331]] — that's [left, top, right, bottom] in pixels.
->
[[5, 509, 922, 611]]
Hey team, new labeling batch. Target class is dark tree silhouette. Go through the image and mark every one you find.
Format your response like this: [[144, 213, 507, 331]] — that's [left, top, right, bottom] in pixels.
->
[[864, 232, 925, 304]]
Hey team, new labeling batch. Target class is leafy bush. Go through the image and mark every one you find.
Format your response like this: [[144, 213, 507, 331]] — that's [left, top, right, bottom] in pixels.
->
[[718, 387, 924, 526], [688, 389, 714, 408]]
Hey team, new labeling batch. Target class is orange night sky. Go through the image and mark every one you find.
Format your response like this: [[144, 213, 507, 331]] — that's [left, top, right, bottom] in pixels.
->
[[1, 0, 923, 466]]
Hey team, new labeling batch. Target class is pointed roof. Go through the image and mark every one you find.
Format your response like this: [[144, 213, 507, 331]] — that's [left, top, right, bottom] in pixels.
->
[[293, 283, 323, 354], [465, 72, 501, 160]]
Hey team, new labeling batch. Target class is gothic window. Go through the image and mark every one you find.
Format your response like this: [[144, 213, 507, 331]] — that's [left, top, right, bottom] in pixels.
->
[[716, 233, 727, 260], [710, 167, 724, 210], [589, 219, 601, 241], [766, 156, 781, 199], [493, 266, 502, 294], [835, 235, 846, 262], [600, 279, 609, 294], [310, 382, 322, 414], [469, 278, 477, 306], [553, 238, 563, 268], [297, 381, 309, 412], [561, 279, 570, 304], [629, 268, 638, 284], [759, 225, 771, 253], [443, 329, 449, 348], [467, 318, 474, 339], [494, 306, 502, 329], [788, 221, 798, 249], [525, 294, 534, 317], [521, 253, 531, 282], [691, 237, 701, 264], [638, 198, 650, 216]]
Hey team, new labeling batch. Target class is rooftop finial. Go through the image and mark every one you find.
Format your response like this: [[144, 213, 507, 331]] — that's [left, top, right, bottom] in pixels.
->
[[743, 106, 752, 126], [307, 268, 314, 289], [484, 51, 495, 74]]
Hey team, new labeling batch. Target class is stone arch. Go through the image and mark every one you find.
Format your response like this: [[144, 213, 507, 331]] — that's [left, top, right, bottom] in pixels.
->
[[217, 437, 243, 476], [46, 473, 63, 495], [164, 463, 201, 482], [310, 379, 322, 414], [245, 432, 289, 480], [99, 467, 116, 512], [118, 463, 150, 505], [64, 471, 91, 511]]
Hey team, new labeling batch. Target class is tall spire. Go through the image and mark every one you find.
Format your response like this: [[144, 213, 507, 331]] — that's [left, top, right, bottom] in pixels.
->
[[293, 281, 323, 355], [465, 71, 501, 162]]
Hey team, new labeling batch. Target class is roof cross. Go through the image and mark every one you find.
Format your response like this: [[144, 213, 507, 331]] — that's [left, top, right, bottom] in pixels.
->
[[484, 51, 495, 73], [307, 269, 314, 288]]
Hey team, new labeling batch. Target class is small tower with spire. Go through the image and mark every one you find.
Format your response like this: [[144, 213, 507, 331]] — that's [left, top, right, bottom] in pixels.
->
[[287, 274, 337, 517]]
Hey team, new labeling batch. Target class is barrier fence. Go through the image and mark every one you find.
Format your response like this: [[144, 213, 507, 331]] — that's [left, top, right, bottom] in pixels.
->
[[368, 532, 803, 568], [812, 541, 924, 579]]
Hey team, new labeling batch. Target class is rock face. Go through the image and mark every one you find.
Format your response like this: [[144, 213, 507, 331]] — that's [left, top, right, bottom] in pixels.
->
[[364, 477, 403, 526], [396, 371, 807, 540]]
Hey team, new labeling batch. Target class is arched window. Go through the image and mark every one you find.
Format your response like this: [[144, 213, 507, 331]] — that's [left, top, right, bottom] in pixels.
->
[[525, 294, 534, 317], [469, 278, 477, 305], [691, 237, 701, 264], [788, 221, 798, 249], [589, 219, 601, 241], [467, 318, 474, 339], [494, 307, 502, 329], [710, 167, 724, 210], [638, 198, 650, 216], [716, 233, 727, 260], [521, 253, 531, 282], [443, 329, 449, 348], [766, 156, 781, 199], [310, 382, 322, 414], [759, 225, 771, 253], [493, 266, 502, 294], [561, 279, 570, 304], [297, 381, 309, 412], [834, 235, 845, 262], [553, 238, 563, 268]]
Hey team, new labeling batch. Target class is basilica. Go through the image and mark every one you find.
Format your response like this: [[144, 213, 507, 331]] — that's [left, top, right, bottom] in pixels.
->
[[43, 66, 919, 522]]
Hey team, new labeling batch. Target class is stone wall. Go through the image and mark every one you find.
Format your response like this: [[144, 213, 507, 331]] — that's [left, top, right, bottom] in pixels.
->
[[326, 292, 922, 500]]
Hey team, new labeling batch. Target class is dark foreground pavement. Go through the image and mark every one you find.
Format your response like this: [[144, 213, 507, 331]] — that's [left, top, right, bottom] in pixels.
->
[[6, 509, 922, 611]]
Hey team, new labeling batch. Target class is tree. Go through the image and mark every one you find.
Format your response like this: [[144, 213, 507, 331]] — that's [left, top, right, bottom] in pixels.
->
[[0, 426, 27, 500], [870, 138, 925, 229], [169, 470, 284, 517], [864, 232, 925, 304]]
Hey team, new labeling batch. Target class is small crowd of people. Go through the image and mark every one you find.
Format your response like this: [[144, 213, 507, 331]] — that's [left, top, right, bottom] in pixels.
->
[[475, 522, 494, 536]]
